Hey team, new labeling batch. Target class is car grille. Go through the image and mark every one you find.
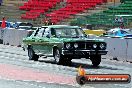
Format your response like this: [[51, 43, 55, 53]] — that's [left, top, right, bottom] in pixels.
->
[[78, 42, 92, 49], [64, 42, 106, 50], [75, 42, 105, 50]]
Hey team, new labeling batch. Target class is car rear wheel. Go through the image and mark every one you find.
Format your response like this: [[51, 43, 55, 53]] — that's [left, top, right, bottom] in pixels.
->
[[90, 55, 101, 67], [28, 47, 39, 61]]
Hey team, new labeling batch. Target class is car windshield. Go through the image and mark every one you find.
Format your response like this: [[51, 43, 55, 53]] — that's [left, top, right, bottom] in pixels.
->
[[54, 28, 86, 38]]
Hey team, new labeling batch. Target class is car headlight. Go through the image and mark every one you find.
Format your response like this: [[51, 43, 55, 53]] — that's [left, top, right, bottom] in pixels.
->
[[66, 43, 71, 49], [93, 44, 97, 49], [74, 43, 78, 48], [100, 43, 105, 49]]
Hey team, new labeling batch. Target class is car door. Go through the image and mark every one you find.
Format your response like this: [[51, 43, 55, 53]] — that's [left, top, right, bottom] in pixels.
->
[[31, 27, 45, 54], [26, 27, 40, 46], [39, 27, 53, 56], [32, 27, 53, 56]]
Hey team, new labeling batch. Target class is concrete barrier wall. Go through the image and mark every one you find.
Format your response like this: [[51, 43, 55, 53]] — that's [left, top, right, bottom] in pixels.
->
[[126, 38, 132, 62], [0, 28, 8, 40], [1, 29, 28, 46], [100, 37, 132, 62], [1, 29, 132, 62]]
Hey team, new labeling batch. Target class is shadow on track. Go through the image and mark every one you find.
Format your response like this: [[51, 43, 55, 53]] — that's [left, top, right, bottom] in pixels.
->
[[38, 58, 122, 70]]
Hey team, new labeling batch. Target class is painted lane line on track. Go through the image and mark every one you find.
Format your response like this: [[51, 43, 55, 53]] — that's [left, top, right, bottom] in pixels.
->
[[0, 77, 46, 88], [0, 48, 28, 56], [0, 63, 76, 86]]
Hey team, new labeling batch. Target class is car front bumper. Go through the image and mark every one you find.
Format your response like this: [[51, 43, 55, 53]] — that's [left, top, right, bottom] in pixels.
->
[[62, 49, 108, 58]]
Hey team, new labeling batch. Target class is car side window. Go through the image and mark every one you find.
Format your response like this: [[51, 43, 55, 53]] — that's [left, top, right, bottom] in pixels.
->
[[34, 28, 45, 37], [42, 28, 51, 38], [32, 28, 40, 36], [51, 28, 56, 36]]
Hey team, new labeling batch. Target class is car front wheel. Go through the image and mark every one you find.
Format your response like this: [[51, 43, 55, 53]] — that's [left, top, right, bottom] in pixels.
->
[[53, 48, 63, 64], [90, 55, 101, 67], [28, 47, 39, 61]]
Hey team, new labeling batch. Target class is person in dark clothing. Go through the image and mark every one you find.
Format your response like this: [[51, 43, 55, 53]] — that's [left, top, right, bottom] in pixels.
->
[[0, 0, 2, 6], [120, 0, 124, 3]]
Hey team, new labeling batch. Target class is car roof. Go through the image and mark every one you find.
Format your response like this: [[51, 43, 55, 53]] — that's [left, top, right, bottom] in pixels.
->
[[42, 25, 79, 29]]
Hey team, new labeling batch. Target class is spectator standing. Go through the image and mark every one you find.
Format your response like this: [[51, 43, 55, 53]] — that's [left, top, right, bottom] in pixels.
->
[[1, 17, 6, 28], [114, 17, 119, 27], [118, 17, 124, 28], [115, 17, 118, 23]]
